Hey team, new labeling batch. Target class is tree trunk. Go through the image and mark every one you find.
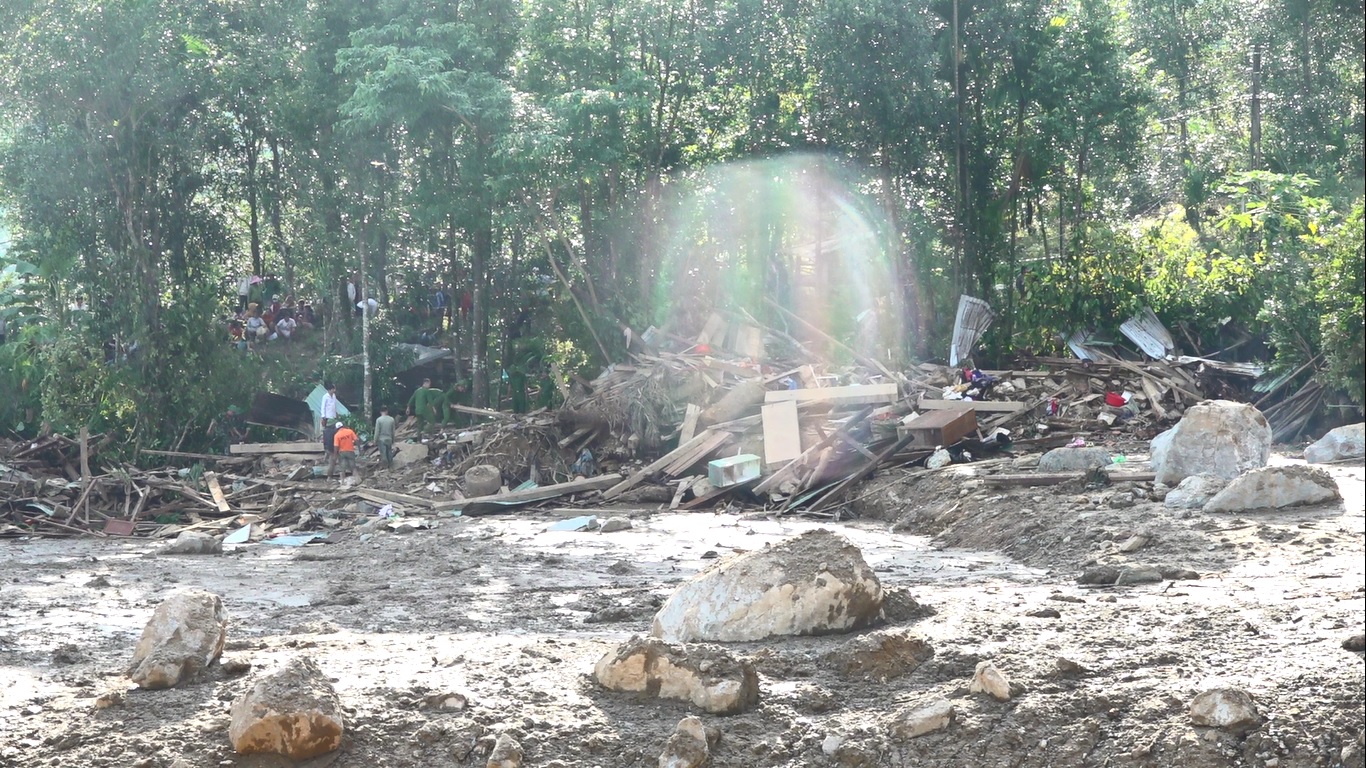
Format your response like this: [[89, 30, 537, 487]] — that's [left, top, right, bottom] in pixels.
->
[[269, 136, 291, 292]]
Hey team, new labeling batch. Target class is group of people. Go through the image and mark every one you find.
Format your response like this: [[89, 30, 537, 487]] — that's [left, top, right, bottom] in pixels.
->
[[228, 294, 316, 350], [313, 377, 466, 479]]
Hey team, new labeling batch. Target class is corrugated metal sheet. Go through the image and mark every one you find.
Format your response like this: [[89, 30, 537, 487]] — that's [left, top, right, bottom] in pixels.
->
[[949, 295, 994, 367], [1066, 330, 1107, 362], [1119, 307, 1175, 359]]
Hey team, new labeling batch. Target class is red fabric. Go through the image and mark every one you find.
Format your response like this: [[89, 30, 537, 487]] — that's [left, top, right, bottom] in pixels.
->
[[1105, 392, 1126, 407]]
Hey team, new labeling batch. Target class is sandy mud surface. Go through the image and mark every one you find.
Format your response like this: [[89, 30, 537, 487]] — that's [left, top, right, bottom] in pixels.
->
[[1, 447, 1363, 768]]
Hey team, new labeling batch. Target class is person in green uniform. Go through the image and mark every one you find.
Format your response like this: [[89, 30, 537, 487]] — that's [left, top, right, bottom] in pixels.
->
[[406, 378, 443, 435], [440, 378, 471, 428]]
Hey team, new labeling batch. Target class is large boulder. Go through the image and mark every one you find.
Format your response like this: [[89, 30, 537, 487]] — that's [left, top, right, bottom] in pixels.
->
[[594, 636, 759, 715], [1037, 446, 1112, 473], [650, 529, 883, 643], [229, 657, 344, 761], [1203, 465, 1342, 513], [126, 590, 227, 689], [1304, 423, 1366, 464], [1150, 400, 1271, 485], [1163, 474, 1231, 509], [392, 442, 431, 468]]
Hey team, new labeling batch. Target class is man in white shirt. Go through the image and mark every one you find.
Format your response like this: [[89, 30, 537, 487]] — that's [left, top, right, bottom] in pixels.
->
[[320, 383, 340, 462], [274, 315, 297, 342]]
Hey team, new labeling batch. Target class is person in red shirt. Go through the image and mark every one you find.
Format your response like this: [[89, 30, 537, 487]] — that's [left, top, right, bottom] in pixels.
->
[[331, 421, 358, 478]]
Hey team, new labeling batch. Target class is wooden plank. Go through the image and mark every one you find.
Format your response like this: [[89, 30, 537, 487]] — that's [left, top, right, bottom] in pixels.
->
[[803, 433, 916, 513], [678, 404, 702, 445], [434, 474, 623, 512], [446, 404, 515, 421], [141, 449, 246, 462], [765, 383, 898, 406], [697, 313, 726, 345], [916, 398, 1026, 413], [79, 427, 90, 481], [760, 400, 803, 467], [229, 441, 325, 455], [984, 471, 1155, 487], [663, 430, 733, 477], [203, 472, 231, 513], [352, 487, 438, 509]]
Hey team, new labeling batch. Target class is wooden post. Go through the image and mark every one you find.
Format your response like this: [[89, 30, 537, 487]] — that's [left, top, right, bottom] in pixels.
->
[[79, 426, 90, 481]]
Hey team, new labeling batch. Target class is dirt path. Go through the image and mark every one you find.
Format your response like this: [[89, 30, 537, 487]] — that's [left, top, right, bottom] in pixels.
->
[[1, 451, 1363, 768]]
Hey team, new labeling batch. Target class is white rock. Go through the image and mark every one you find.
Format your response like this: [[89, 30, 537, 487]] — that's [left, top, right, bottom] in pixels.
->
[[594, 636, 759, 714], [1304, 423, 1366, 464], [1203, 465, 1341, 513], [599, 516, 633, 533], [163, 531, 223, 555], [229, 657, 344, 760], [821, 735, 844, 755], [926, 448, 952, 470], [486, 733, 524, 768], [126, 590, 227, 689], [1190, 688, 1260, 733], [650, 529, 883, 643], [392, 441, 431, 468], [969, 660, 1011, 701], [1164, 474, 1231, 509], [464, 464, 501, 496], [658, 716, 710, 768], [1037, 446, 1112, 473], [891, 698, 955, 739], [1150, 400, 1271, 485]]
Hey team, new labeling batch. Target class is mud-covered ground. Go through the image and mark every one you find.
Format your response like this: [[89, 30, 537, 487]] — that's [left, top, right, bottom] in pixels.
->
[[1, 444, 1364, 768]]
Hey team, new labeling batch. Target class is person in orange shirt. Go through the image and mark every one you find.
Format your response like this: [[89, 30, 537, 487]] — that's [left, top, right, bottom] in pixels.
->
[[331, 421, 358, 479]]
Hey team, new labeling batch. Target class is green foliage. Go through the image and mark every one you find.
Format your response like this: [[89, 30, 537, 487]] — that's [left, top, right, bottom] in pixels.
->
[[1315, 203, 1366, 403]]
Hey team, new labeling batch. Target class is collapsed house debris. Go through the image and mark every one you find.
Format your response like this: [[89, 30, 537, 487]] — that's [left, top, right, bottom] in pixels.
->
[[0, 306, 1344, 538]]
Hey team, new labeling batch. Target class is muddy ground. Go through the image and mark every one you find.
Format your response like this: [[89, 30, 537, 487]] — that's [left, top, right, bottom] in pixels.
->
[[1, 442, 1364, 768]]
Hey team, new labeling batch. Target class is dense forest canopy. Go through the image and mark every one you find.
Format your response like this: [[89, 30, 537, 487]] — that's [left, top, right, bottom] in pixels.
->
[[0, 0, 1362, 455]]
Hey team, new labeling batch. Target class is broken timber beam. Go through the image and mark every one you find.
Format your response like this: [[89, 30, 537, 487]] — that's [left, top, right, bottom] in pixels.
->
[[203, 471, 231, 513], [229, 442, 324, 455], [602, 429, 720, 501], [434, 473, 623, 512], [915, 398, 1025, 413]]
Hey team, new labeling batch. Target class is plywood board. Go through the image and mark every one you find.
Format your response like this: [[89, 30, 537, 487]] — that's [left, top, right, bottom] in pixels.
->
[[761, 400, 803, 467], [203, 471, 231, 513], [679, 404, 702, 444], [764, 382, 898, 406]]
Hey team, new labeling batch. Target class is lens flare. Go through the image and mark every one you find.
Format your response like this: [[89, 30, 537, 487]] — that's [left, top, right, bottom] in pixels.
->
[[638, 154, 904, 364]]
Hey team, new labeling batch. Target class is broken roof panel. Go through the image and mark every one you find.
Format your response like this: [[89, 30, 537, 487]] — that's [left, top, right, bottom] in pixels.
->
[[1119, 307, 1176, 359]]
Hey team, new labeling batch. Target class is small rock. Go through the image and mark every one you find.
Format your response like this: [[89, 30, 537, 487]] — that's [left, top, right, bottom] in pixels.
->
[[1115, 567, 1163, 585], [1038, 446, 1112, 473], [1108, 493, 1136, 509], [486, 733, 524, 768], [220, 657, 252, 677], [1048, 593, 1086, 603], [229, 657, 344, 760], [1189, 688, 1260, 733], [1158, 566, 1200, 581], [969, 660, 1011, 701], [422, 692, 469, 711], [163, 531, 223, 555], [599, 517, 633, 533], [1077, 566, 1120, 585], [1343, 634, 1365, 652], [1118, 534, 1149, 552], [926, 448, 952, 470], [594, 635, 760, 715], [93, 691, 124, 710], [127, 589, 227, 689], [1026, 608, 1061, 619], [821, 735, 844, 755], [658, 716, 715, 768], [463, 464, 502, 497], [890, 698, 955, 739], [1054, 657, 1089, 676]]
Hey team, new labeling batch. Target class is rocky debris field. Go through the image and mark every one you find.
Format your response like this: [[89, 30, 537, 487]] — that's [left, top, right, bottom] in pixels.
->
[[1, 443, 1364, 768]]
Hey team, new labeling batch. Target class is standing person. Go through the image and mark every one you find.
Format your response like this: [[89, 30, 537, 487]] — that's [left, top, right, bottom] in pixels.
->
[[237, 274, 252, 313], [406, 378, 442, 435], [374, 405, 396, 469], [331, 421, 358, 479], [320, 382, 340, 468]]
